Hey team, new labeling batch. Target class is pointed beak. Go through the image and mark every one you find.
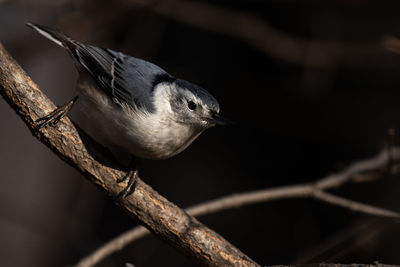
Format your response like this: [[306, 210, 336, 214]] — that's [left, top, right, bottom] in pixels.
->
[[206, 113, 232, 126]]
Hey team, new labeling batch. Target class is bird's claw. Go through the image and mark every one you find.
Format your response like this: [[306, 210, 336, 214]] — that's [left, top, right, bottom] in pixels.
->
[[34, 96, 78, 131], [117, 169, 138, 199]]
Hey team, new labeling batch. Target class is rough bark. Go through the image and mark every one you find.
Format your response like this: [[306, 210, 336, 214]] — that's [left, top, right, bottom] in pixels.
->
[[0, 43, 259, 266]]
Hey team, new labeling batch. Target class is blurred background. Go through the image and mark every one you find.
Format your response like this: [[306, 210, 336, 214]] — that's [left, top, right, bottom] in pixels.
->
[[1, 0, 400, 266]]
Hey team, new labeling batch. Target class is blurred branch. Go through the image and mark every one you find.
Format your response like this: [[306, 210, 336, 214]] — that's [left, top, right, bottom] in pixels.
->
[[382, 35, 400, 54], [77, 148, 400, 266], [269, 264, 398, 267], [131, 0, 399, 68], [0, 43, 260, 266], [57, 0, 399, 68]]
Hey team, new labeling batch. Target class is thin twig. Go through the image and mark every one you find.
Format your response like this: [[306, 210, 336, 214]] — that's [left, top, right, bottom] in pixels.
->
[[76, 148, 400, 267], [125, 0, 400, 68], [312, 190, 400, 218], [269, 264, 398, 267], [0, 43, 259, 266]]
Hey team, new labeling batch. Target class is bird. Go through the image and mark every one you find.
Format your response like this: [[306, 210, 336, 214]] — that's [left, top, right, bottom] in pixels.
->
[[27, 23, 228, 198]]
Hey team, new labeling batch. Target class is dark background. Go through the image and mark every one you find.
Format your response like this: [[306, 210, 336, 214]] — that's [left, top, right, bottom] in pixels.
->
[[1, 0, 400, 266]]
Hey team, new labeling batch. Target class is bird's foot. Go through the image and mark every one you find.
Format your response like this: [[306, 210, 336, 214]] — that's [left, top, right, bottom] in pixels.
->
[[35, 96, 78, 130], [117, 169, 138, 199]]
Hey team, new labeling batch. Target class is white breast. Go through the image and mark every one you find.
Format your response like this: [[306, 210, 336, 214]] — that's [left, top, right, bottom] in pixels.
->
[[74, 77, 206, 160]]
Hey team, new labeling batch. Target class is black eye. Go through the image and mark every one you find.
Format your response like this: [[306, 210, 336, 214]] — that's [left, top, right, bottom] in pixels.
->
[[187, 100, 197, 110]]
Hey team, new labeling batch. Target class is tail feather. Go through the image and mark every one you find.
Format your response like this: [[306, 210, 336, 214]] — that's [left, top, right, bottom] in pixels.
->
[[26, 22, 86, 68], [26, 22, 69, 47]]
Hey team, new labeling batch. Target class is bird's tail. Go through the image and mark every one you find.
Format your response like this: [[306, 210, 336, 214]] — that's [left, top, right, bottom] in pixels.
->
[[26, 22, 89, 69], [26, 22, 72, 48]]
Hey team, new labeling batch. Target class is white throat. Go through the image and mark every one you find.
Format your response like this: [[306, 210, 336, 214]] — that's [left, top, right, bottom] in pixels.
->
[[117, 82, 207, 159]]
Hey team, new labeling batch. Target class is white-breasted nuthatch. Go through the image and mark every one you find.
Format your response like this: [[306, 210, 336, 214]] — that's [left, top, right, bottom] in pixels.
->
[[27, 23, 228, 197]]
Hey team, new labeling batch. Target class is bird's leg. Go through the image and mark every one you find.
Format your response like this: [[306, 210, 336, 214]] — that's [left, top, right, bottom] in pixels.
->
[[35, 96, 78, 130], [117, 157, 138, 199]]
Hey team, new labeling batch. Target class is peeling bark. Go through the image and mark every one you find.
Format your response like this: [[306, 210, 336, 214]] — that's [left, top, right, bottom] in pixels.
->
[[0, 43, 259, 267]]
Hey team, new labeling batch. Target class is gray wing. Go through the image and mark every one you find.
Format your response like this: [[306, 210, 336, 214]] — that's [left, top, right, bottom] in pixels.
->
[[26, 23, 173, 112], [73, 45, 172, 112]]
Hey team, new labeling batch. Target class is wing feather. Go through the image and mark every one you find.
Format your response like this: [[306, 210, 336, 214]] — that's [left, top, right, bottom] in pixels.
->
[[27, 22, 173, 113]]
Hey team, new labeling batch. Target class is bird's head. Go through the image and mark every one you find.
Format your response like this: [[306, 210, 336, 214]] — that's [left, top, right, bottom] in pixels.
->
[[152, 77, 229, 129]]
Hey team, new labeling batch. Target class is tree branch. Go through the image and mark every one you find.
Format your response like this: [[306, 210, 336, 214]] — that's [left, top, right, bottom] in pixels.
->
[[76, 148, 400, 266], [129, 0, 400, 68], [269, 264, 397, 267], [0, 43, 259, 266]]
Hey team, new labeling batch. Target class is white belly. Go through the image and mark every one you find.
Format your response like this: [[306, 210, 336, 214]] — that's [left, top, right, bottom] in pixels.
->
[[74, 78, 205, 160]]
